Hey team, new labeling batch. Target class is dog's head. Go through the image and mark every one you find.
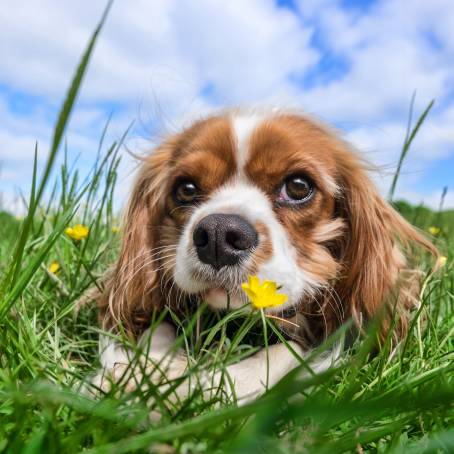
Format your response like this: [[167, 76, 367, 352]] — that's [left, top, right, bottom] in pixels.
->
[[99, 111, 437, 344]]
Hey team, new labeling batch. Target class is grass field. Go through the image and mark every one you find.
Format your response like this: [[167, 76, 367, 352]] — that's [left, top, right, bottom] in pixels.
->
[[1, 7, 453, 453]]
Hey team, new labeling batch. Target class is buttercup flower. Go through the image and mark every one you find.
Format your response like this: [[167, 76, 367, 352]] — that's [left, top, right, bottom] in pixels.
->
[[241, 275, 288, 309], [438, 256, 447, 267], [65, 224, 89, 241], [111, 226, 120, 234], [428, 226, 441, 236], [48, 261, 60, 274]]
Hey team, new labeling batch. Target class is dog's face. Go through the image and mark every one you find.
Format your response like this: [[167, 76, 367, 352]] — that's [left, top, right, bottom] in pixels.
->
[[100, 111, 435, 342], [167, 114, 340, 314]]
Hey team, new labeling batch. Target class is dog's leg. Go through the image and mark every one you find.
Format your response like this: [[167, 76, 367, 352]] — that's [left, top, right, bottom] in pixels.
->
[[89, 327, 338, 407], [89, 322, 186, 394], [202, 342, 340, 405]]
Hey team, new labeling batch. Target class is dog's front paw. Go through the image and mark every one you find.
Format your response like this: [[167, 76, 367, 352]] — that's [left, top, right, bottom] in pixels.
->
[[84, 352, 189, 398]]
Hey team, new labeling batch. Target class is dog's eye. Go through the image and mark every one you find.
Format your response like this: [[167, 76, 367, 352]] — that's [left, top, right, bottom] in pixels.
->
[[174, 180, 198, 204], [278, 175, 314, 204]]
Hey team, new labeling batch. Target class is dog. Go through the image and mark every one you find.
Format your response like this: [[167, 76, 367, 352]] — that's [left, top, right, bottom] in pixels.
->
[[91, 109, 437, 404]]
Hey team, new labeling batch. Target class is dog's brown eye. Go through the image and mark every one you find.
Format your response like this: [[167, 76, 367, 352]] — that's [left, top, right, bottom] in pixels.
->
[[174, 180, 198, 204], [278, 175, 314, 204]]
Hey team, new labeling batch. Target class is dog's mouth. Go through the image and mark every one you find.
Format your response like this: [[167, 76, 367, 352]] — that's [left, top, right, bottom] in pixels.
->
[[200, 286, 247, 310], [188, 263, 249, 298], [181, 260, 300, 316], [199, 286, 300, 319]]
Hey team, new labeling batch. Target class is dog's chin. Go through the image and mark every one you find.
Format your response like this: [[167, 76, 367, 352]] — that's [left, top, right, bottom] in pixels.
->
[[174, 261, 251, 310], [173, 271, 247, 310], [174, 264, 304, 314], [201, 287, 247, 310]]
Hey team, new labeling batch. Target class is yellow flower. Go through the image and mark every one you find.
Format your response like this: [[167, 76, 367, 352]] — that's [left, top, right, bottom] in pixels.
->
[[428, 226, 441, 236], [241, 275, 288, 309], [111, 226, 120, 234], [48, 261, 60, 274], [65, 224, 89, 241], [438, 256, 447, 267]]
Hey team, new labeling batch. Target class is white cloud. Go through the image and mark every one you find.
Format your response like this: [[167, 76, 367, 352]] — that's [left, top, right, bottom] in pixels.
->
[[0, 0, 317, 109], [0, 0, 453, 210], [296, 0, 452, 119]]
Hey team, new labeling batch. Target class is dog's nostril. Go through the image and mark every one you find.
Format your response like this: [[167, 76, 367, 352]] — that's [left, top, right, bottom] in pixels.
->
[[193, 226, 209, 248], [225, 230, 253, 250]]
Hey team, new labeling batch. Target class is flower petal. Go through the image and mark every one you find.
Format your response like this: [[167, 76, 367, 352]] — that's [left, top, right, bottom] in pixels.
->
[[262, 280, 277, 293], [241, 283, 257, 301], [271, 294, 288, 306], [249, 275, 260, 292]]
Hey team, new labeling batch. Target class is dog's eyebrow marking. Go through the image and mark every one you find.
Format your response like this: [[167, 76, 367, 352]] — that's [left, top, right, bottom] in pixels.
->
[[231, 113, 264, 176]]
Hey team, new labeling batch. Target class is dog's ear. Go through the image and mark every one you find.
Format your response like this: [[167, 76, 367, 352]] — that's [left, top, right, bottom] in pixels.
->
[[98, 142, 174, 338], [334, 148, 438, 342]]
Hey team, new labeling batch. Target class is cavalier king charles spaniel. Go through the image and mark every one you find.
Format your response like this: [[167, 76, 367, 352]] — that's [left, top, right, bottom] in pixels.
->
[[91, 110, 436, 404]]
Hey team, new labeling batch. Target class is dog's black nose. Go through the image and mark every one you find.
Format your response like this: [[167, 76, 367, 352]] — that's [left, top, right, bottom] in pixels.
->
[[193, 214, 258, 269]]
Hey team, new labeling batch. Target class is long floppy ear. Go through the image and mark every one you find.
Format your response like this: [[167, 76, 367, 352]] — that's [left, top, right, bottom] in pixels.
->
[[98, 142, 174, 338], [334, 148, 438, 342]]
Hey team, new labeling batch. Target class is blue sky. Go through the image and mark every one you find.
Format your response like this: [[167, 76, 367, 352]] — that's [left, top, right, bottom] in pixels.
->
[[1, 0, 454, 212]]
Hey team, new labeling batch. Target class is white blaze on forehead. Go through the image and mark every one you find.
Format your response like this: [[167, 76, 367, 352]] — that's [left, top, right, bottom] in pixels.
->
[[231, 113, 265, 175], [232, 112, 339, 197]]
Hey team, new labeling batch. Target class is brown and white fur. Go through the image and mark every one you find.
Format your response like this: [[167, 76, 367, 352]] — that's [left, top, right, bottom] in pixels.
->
[[92, 109, 437, 404]]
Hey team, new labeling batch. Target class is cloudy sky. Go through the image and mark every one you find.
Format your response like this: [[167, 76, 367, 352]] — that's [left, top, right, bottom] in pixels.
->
[[1, 0, 454, 213]]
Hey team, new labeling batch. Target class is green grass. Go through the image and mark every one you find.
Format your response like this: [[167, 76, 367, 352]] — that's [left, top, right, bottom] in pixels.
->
[[0, 6, 453, 453]]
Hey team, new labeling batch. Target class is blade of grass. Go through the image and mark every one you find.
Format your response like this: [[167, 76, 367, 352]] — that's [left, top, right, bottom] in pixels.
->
[[388, 97, 434, 201]]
